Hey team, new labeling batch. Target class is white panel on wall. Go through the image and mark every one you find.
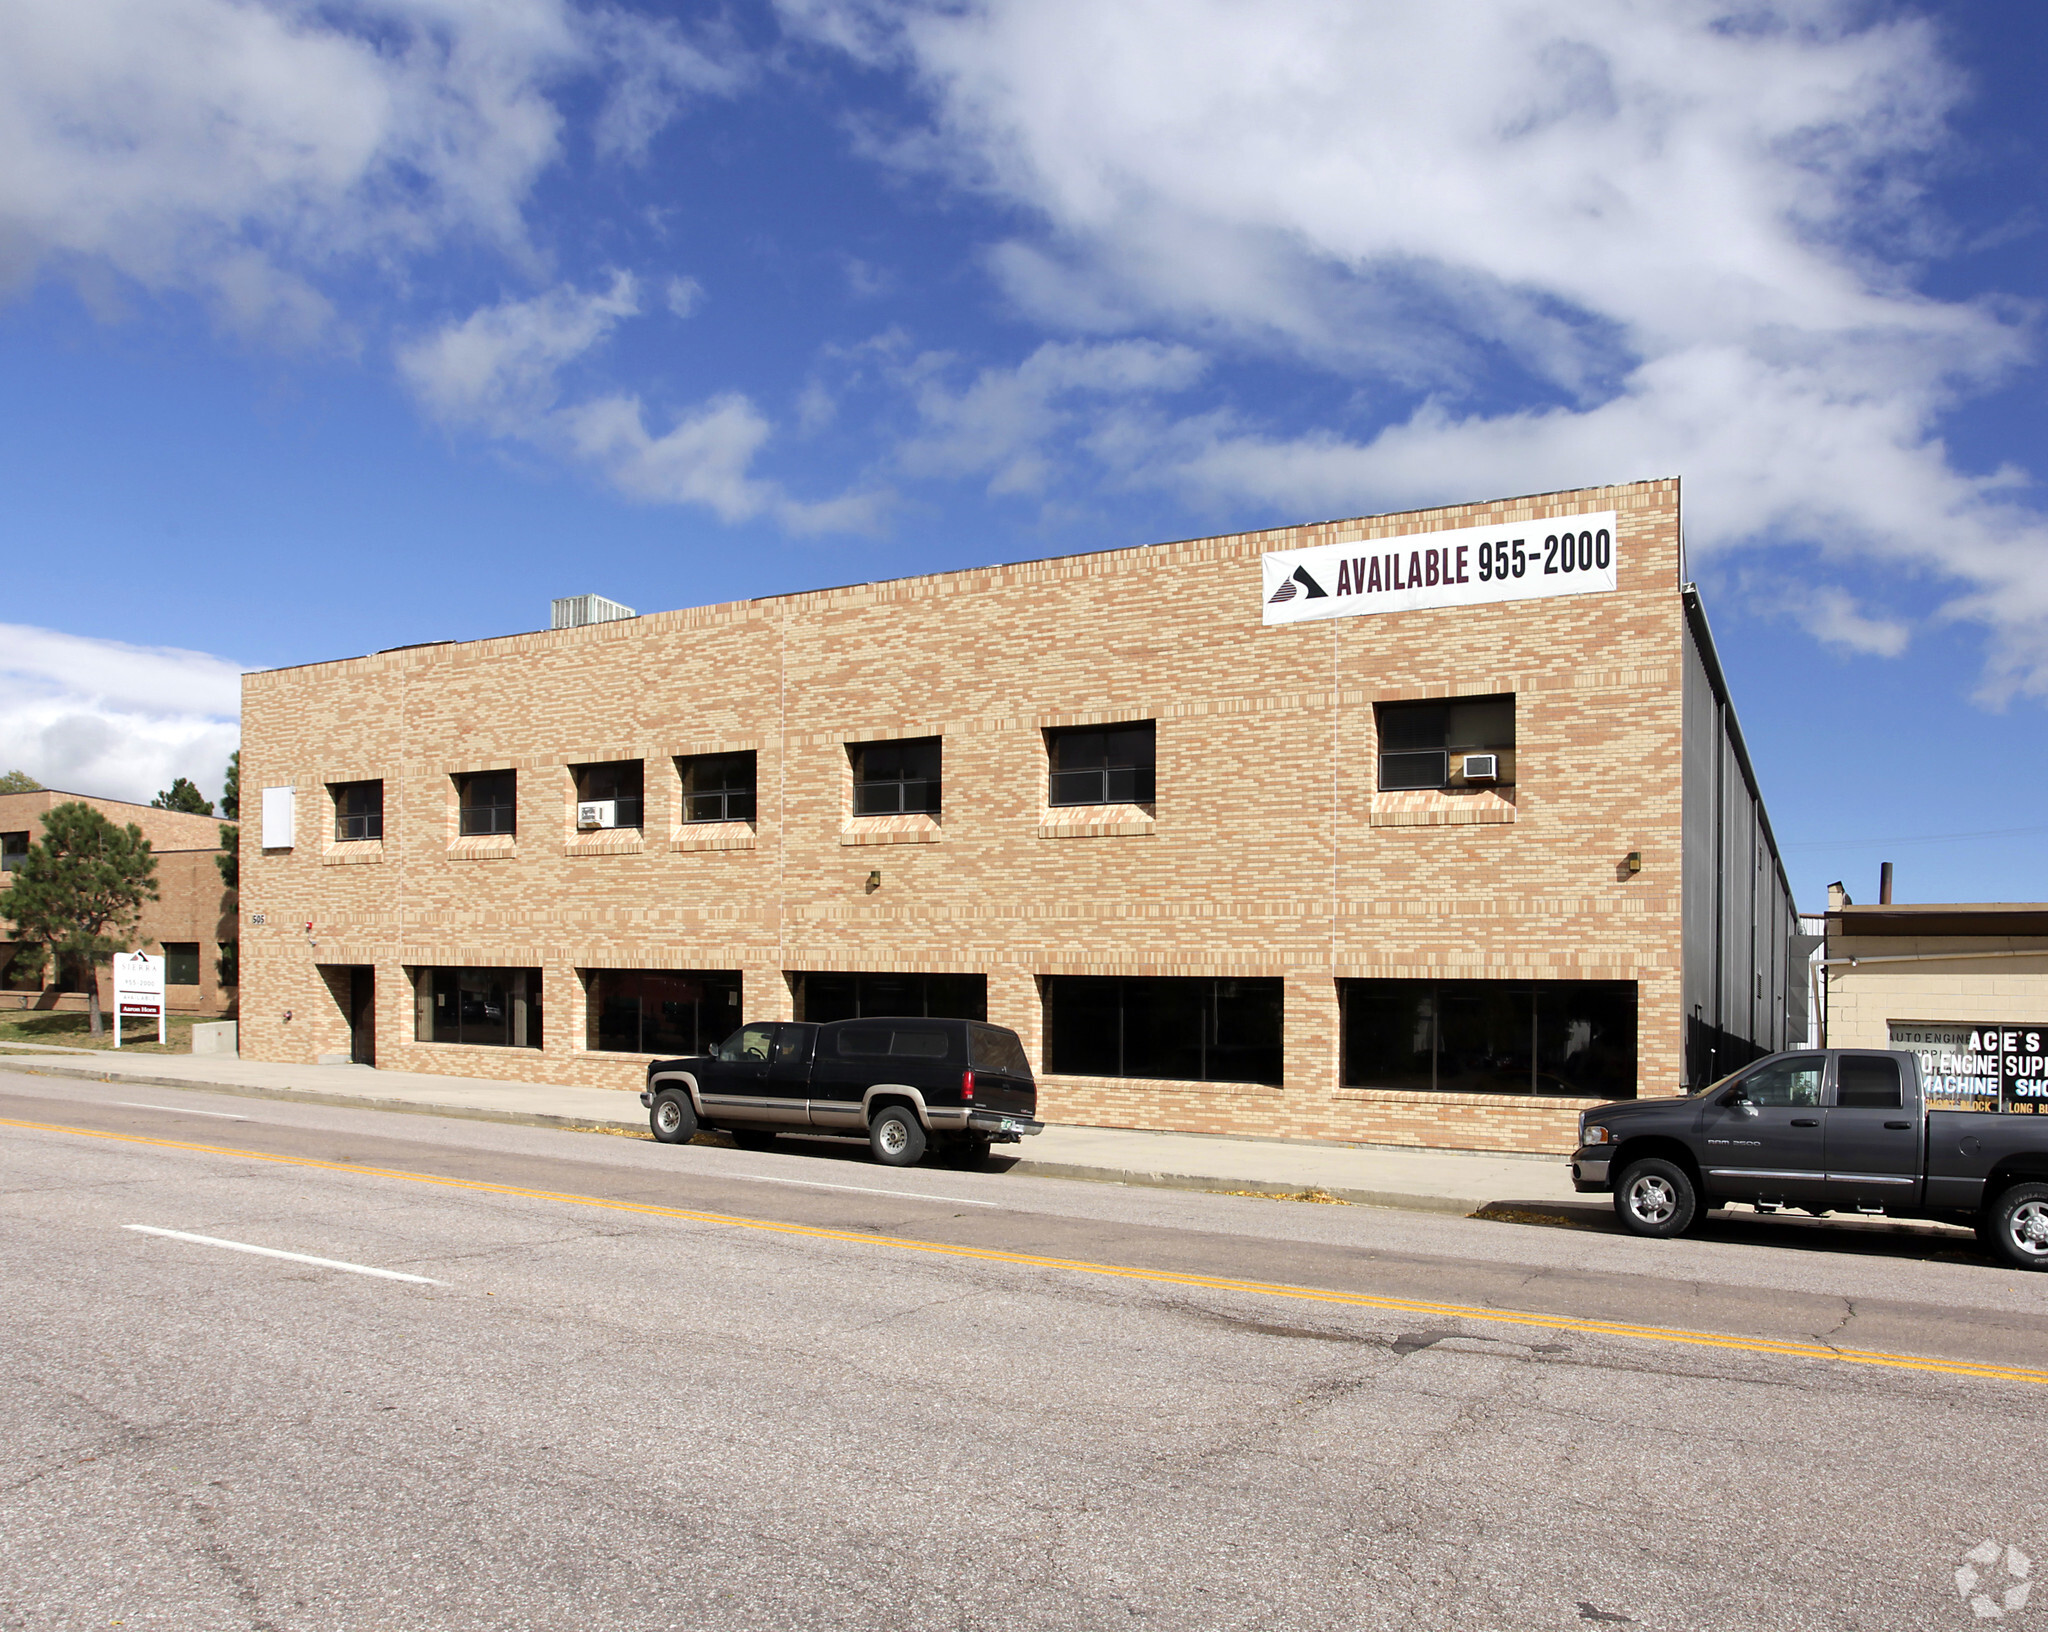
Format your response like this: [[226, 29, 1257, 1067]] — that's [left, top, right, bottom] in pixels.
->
[[260, 785, 296, 850]]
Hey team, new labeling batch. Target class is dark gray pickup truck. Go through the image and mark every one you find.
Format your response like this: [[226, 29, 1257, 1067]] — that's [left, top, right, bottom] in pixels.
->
[[1570, 1046, 2048, 1269], [639, 1015, 1044, 1168]]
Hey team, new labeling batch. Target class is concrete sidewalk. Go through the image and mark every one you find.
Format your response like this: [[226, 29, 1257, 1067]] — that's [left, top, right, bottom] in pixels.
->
[[0, 1046, 1581, 1214]]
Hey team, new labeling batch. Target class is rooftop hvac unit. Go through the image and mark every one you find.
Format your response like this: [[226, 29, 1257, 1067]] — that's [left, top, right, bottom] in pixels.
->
[[1461, 753, 1499, 782], [577, 800, 618, 830], [551, 594, 637, 630]]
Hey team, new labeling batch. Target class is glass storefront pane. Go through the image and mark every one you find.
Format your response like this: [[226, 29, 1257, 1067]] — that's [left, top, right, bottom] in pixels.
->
[[1435, 983, 1536, 1094], [1047, 976, 1122, 1076], [1536, 981, 1637, 1099], [1121, 979, 1207, 1082], [794, 972, 988, 1024], [1210, 979, 1283, 1085], [1342, 981, 1436, 1090], [422, 967, 540, 1048]]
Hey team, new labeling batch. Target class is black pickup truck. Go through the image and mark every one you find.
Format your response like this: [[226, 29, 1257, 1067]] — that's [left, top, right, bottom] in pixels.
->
[[1571, 1046, 2048, 1269], [639, 1015, 1044, 1167]]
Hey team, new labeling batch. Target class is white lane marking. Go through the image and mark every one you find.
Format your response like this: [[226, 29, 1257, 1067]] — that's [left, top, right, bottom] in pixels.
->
[[122, 1226, 445, 1284], [729, 1173, 1000, 1207], [118, 1103, 250, 1121]]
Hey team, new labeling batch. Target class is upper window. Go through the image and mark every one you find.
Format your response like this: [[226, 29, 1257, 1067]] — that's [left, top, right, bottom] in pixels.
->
[[851, 737, 940, 817], [0, 831, 28, 872], [456, 770, 516, 837], [679, 752, 756, 824], [1377, 695, 1516, 792], [1047, 722, 1155, 808], [573, 760, 643, 829], [331, 780, 384, 843], [163, 943, 201, 985]]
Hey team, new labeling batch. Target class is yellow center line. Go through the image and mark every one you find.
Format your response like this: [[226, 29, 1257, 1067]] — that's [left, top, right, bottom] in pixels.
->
[[10, 1113, 2046, 1387]]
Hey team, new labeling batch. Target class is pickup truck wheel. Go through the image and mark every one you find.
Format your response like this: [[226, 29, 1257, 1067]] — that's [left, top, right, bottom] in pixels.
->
[[1614, 1158, 1698, 1240], [1986, 1183, 2048, 1271], [649, 1090, 696, 1145], [868, 1105, 927, 1167]]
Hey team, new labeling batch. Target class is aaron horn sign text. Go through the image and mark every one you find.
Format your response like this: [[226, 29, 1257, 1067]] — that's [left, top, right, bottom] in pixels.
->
[[1262, 511, 1619, 626]]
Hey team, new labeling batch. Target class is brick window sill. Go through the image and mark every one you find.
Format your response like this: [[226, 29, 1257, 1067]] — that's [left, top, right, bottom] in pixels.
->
[[671, 821, 758, 853], [1368, 788, 1517, 828], [1037, 804, 1155, 839], [321, 840, 385, 866], [447, 834, 518, 861], [563, 828, 644, 858], [839, 814, 941, 846]]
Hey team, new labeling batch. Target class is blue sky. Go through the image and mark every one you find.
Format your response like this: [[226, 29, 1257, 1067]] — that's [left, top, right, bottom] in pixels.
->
[[2, 0, 2044, 909]]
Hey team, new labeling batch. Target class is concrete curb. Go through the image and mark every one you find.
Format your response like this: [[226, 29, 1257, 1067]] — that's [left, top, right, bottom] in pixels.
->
[[1006, 1158, 1489, 1214], [3, 1060, 648, 1136]]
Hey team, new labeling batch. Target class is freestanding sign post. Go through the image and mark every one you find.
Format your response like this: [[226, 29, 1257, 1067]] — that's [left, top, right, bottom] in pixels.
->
[[113, 950, 166, 1048]]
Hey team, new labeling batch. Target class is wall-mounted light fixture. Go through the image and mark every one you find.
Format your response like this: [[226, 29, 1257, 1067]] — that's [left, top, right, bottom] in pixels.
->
[[865, 870, 882, 894], [1625, 851, 1643, 874]]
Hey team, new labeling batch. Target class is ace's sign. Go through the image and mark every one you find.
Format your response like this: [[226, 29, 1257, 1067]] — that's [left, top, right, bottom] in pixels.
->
[[113, 950, 165, 1047]]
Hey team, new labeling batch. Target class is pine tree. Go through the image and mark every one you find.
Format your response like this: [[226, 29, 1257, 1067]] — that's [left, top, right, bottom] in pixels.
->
[[0, 803, 160, 1037], [216, 751, 240, 988], [151, 777, 214, 815], [0, 769, 42, 793]]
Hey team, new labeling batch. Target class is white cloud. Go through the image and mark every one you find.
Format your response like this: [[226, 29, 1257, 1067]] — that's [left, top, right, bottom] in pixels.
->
[[401, 278, 890, 530], [0, 624, 242, 806], [664, 274, 706, 318], [0, 0, 742, 336], [900, 338, 1205, 493], [786, 0, 2048, 696], [1798, 587, 1911, 659]]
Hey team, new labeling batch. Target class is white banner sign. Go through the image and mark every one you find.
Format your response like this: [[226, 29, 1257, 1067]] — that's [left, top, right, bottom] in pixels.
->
[[1262, 510, 1619, 625], [112, 950, 166, 1047]]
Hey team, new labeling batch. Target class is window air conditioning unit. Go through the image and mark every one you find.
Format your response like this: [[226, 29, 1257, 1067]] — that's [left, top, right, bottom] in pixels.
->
[[1461, 754, 1499, 782], [577, 800, 617, 830]]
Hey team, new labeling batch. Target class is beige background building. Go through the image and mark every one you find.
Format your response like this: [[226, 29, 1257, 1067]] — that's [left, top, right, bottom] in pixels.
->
[[0, 789, 235, 1016], [238, 478, 1797, 1153], [1824, 896, 2048, 1110]]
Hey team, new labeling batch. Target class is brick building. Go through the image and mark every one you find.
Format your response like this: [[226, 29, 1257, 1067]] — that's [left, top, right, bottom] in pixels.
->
[[1, 789, 235, 1016], [238, 478, 1798, 1152]]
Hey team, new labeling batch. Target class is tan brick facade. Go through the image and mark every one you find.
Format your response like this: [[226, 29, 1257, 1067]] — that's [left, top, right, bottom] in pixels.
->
[[0, 789, 234, 1015], [239, 479, 1778, 1153]]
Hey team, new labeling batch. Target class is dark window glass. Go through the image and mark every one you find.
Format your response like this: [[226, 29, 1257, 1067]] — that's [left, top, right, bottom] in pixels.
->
[[679, 753, 757, 824], [970, 1024, 1033, 1077], [418, 966, 542, 1048], [163, 943, 201, 985], [1048, 722, 1156, 807], [456, 770, 517, 837], [585, 968, 740, 1054], [892, 1028, 951, 1059], [851, 737, 941, 816], [1342, 978, 1635, 1098], [793, 971, 987, 1024], [1, 830, 29, 871], [1376, 695, 1516, 791], [331, 780, 384, 842], [1045, 976, 1283, 1086], [572, 761, 644, 829], [1835, 1054, 1903, 1109], [836, 1026, 893, 1058]]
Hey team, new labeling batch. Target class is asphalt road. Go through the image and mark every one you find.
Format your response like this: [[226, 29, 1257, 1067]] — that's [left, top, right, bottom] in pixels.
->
[[4, 1069, 2046, 1632]]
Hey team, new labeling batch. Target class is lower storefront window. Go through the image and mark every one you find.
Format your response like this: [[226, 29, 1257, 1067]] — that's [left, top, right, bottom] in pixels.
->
[[1341, 978, 1636, 1098], [1045, 976, 1283, 1085], [415, 967, 543, 1049], [585, 968, 740, 1054], [792, 971, 986, 1023]]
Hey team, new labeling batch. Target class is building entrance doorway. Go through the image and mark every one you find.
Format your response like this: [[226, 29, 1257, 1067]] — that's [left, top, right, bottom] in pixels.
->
[[347, 966, 376, 1065]]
